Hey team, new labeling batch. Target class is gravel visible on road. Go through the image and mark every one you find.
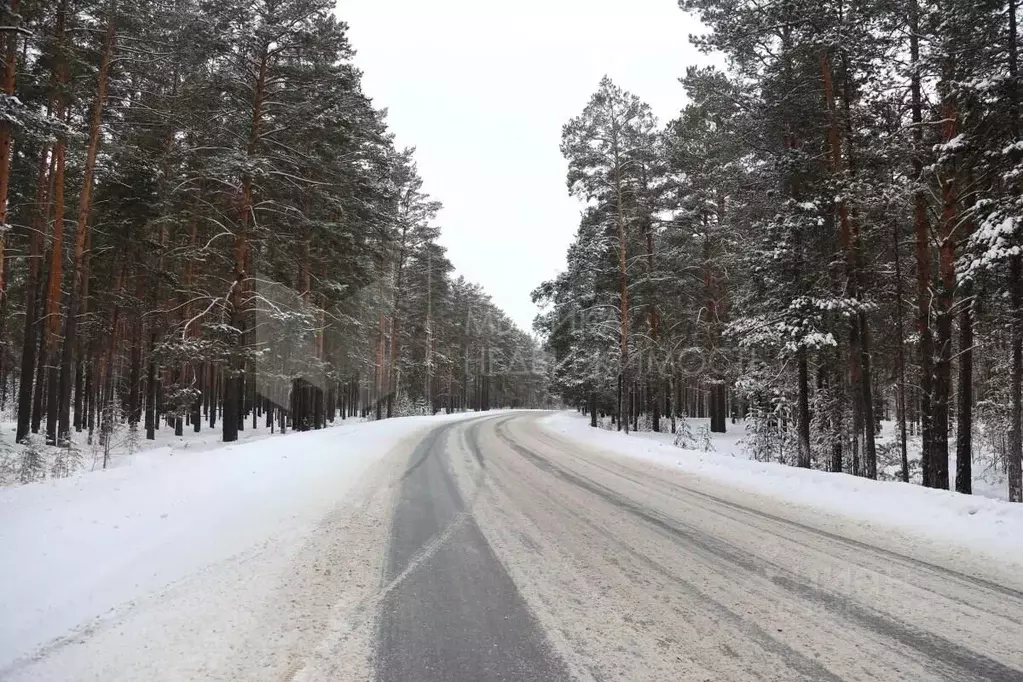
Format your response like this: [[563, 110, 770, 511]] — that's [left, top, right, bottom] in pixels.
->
[[448, 414, 1023, 682]]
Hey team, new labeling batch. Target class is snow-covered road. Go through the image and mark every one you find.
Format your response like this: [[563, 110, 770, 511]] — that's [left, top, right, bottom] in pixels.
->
[[0, 411, 485, 680], [402, 413, 1023, 681], [4, 411, 1023, 680]]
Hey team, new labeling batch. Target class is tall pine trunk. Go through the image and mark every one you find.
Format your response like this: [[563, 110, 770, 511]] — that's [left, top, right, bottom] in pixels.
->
[[910, 0, 936, 487], [224, 46, 268, 443], [930, 64, 958, 491], [613, 133, 630, 435], [797, 347, 811, 468], [145, 333, 156, 439], [0, 0, 20, 304], [955, 287, 973, 494], [820, 49, 876, 478], [40, 1, 71, 445], [1006, 0, 1022, 502], [387, 240, 405, 420], [893, 220, 911, 482], [100, 269, 124, 466], [43, 134, 67, 445], [57, 9, 116, 444], [16, 148, 54, 442]]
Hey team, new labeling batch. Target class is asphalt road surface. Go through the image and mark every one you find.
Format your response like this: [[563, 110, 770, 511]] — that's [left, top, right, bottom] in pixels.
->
[[374, 413, 1023, 682]]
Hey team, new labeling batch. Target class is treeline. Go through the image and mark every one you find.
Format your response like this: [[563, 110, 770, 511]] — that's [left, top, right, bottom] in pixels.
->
[[535, 0, 1022, 500], [0, 0, 547, 460]]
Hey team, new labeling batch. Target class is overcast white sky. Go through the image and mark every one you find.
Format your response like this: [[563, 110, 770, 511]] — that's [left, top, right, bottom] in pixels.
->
[[336, 0, 713, 332]]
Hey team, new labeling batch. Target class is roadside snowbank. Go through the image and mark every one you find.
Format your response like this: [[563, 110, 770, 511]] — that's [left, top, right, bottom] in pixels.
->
[[0, 411, 485, 671], [0, 411, 364, 486], [541, 411, 1023, 567]]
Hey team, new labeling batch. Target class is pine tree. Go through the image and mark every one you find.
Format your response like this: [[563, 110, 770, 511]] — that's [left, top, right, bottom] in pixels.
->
[[560, 77, 659, 433]]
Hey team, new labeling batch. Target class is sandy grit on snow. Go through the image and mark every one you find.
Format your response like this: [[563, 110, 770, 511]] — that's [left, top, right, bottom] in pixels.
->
[[540, 411, 1023, 572]]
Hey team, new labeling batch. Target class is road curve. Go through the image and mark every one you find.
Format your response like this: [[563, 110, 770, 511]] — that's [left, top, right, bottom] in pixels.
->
[[374, 412, 1023, 682]]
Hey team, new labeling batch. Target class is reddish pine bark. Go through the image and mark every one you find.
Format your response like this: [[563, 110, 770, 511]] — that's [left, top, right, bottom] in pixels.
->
[[224, 46, 269, 442], [58, 9, 117, 443], [0, 0, 21, 301], [15, 148, 53, 442]]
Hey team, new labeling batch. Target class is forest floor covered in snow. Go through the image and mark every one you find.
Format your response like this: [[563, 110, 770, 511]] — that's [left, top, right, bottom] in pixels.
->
[[576, 413, 1011, 500], [0, 408, 371, 487], [0, 410, 489, 680], [542, 412, 1023, 568]]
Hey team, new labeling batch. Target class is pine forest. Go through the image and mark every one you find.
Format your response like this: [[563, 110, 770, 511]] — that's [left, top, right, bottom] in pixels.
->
[[0, 0, 548, 481], [536, 0, 1023, 500]]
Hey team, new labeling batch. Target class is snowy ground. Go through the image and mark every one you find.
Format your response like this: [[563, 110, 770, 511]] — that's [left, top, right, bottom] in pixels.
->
[[542, 411, 1023, 568], [5, 408, 1020, 680], [583, 414, 1010, 500], [0, 410, 490, 680], [0, 409, 367, 485]]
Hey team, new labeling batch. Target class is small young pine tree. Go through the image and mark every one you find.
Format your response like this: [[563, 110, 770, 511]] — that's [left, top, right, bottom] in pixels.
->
[[673, 417, 697, 449], [17, 436, 45, 484], [51, 440, 82, 479], [697, 424, 715, 452]]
